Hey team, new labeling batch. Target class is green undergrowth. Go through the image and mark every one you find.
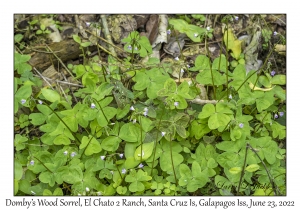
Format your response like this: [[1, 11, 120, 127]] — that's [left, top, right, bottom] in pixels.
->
[[14, 14, 286, 196]]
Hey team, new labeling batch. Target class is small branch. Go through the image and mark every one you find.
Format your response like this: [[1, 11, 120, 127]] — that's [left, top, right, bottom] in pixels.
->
[[33, 67, 55, 90], [189, 99, 223, 105], [100, 15, 117, 57]]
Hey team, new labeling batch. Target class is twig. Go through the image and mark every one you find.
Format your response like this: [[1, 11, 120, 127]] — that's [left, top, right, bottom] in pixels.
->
[[45, 45, 76, 80], [33, 67, 55, 90], [189, 99, 222, 105], [100, 15, 117, 57], [33, 73, 83, 87]]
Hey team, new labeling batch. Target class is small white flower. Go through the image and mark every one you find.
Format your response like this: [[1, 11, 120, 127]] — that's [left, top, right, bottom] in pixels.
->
[[188, 81, 192, 86], [229, 94, 232, 99], [194, 33, 198, 37], [144, 107, 148, 112], [121, 168, 126, 174], [174, 57, 179, 61], [206, 26, 210, 31], [127, 45, 132, 50], [100, 156, 105, 160], [161, 131, 166, 137], [30, 160, 34, 166], [167, 29, 171, 35], [110, 171, 114, 174], [86, 22, 91, 27], [86, 187, 90, 192], [132, 119, 137, 124], [234, 16, 239, 21], [130, 106, 135, 111], [119, 153, 124, 158], [96, 191, 102, 195], [38, 100, 43, 104], [138, 151, 145, 157], [31, 191, 36, 195], [180, 69, 184, 73], [138, 163, 144, 168], [134, 47, 138, 51], [63, 151, 68, 155], [187, 64, 190, 68], [91, 103, 96, 109], [71, 152, 76, 158], [273, 31, 278, 36], [174, 102, 179, 107], [21, 99, 26, 104], [143, 107, 149, 116]]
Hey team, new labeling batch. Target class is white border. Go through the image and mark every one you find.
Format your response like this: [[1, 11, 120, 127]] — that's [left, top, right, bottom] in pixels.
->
[[3, 0, 299, 209]]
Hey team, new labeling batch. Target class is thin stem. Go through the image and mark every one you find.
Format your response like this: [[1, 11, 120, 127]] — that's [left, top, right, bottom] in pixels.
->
[[170, 139, 178, 186], [247, 143, 281, 195], [33, 156, 53, 173], [237, 145, 249, 195], [94, 99, 109, 124], [150, 105, 166, 176], [139, 115, 143, 163], [41, 100, 81, 144]]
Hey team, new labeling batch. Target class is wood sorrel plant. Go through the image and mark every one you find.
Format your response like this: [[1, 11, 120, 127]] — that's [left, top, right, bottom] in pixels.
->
[[14, 14, 286, 196]]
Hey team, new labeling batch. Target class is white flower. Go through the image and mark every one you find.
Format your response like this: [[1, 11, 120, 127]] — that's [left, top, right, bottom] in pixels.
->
[[71, 152, 76, 158], [38, 100, 43, 104], [134, 47, 138, 51], [187, 64, 190, 68], [138, 163, 144, 168], [96, 191, 102, 195], [110, 171, 114, 174], [194, 33, 198, 37], [161, 132, 166, 137], [130, 106, 135, 111], [138, 151, 145, 157], [121, 168, 126, 174], [174, 57, 179, 61], [91, 103, 96, 109], [31, 191, 36, 195], [127, 45, 132, 50], [100, 156, 105, 160], [167, 29, 171, 35], [86, 22, 91, 27], [132, 119, 137, 124], [234, 16, 239, 21], [86, 187, 90, 192], [143, 107, 149, 116], [188, 81, 192, 86], [273, 31, 278, 36], [229, 94, 232, 99], [119, 153, 124, 158], [63, 151, 68, 155], [206, 26, 210, 31], [21, 99, 26, 104], [180, 69, 184, 73], [174, 102, 179, 107], [30, 160, 34, 166]]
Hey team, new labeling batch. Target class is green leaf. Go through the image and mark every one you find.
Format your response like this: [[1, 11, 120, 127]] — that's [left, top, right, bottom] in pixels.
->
[[101, 136, 121, 152], [117, 186, 127, 194], [14, 160, 23, 180], [134, 141, 154, 161], [14, 53, 32, 74], [160, 151, 183, 172], [245, 164, 260, 172], [53, 135, 70, 145], [14, 134, 28, 151], [29, 113, 47, 125], [80, 135, 102, 156], [271, 75, 286, 85], [208, 113, 231, 130], [119, 123, 141, 142], [198, 104, 215, 119], [43, 189, 52, 195], [194, 55, 210, 71], [14, 179, 19, 195], [229, 167, 242, 174], [212, 54, 228, 72], [41, 88, 60, 102], [73, 35, 81, 43]]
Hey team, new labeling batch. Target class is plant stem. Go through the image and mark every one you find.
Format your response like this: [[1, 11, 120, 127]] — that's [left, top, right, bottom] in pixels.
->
[[41, 100, 81, 145], [139, 115, 143, 163], [237, 144, 249, 195], [170, 138, 178, 186], [94, 99, 109, 124]]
